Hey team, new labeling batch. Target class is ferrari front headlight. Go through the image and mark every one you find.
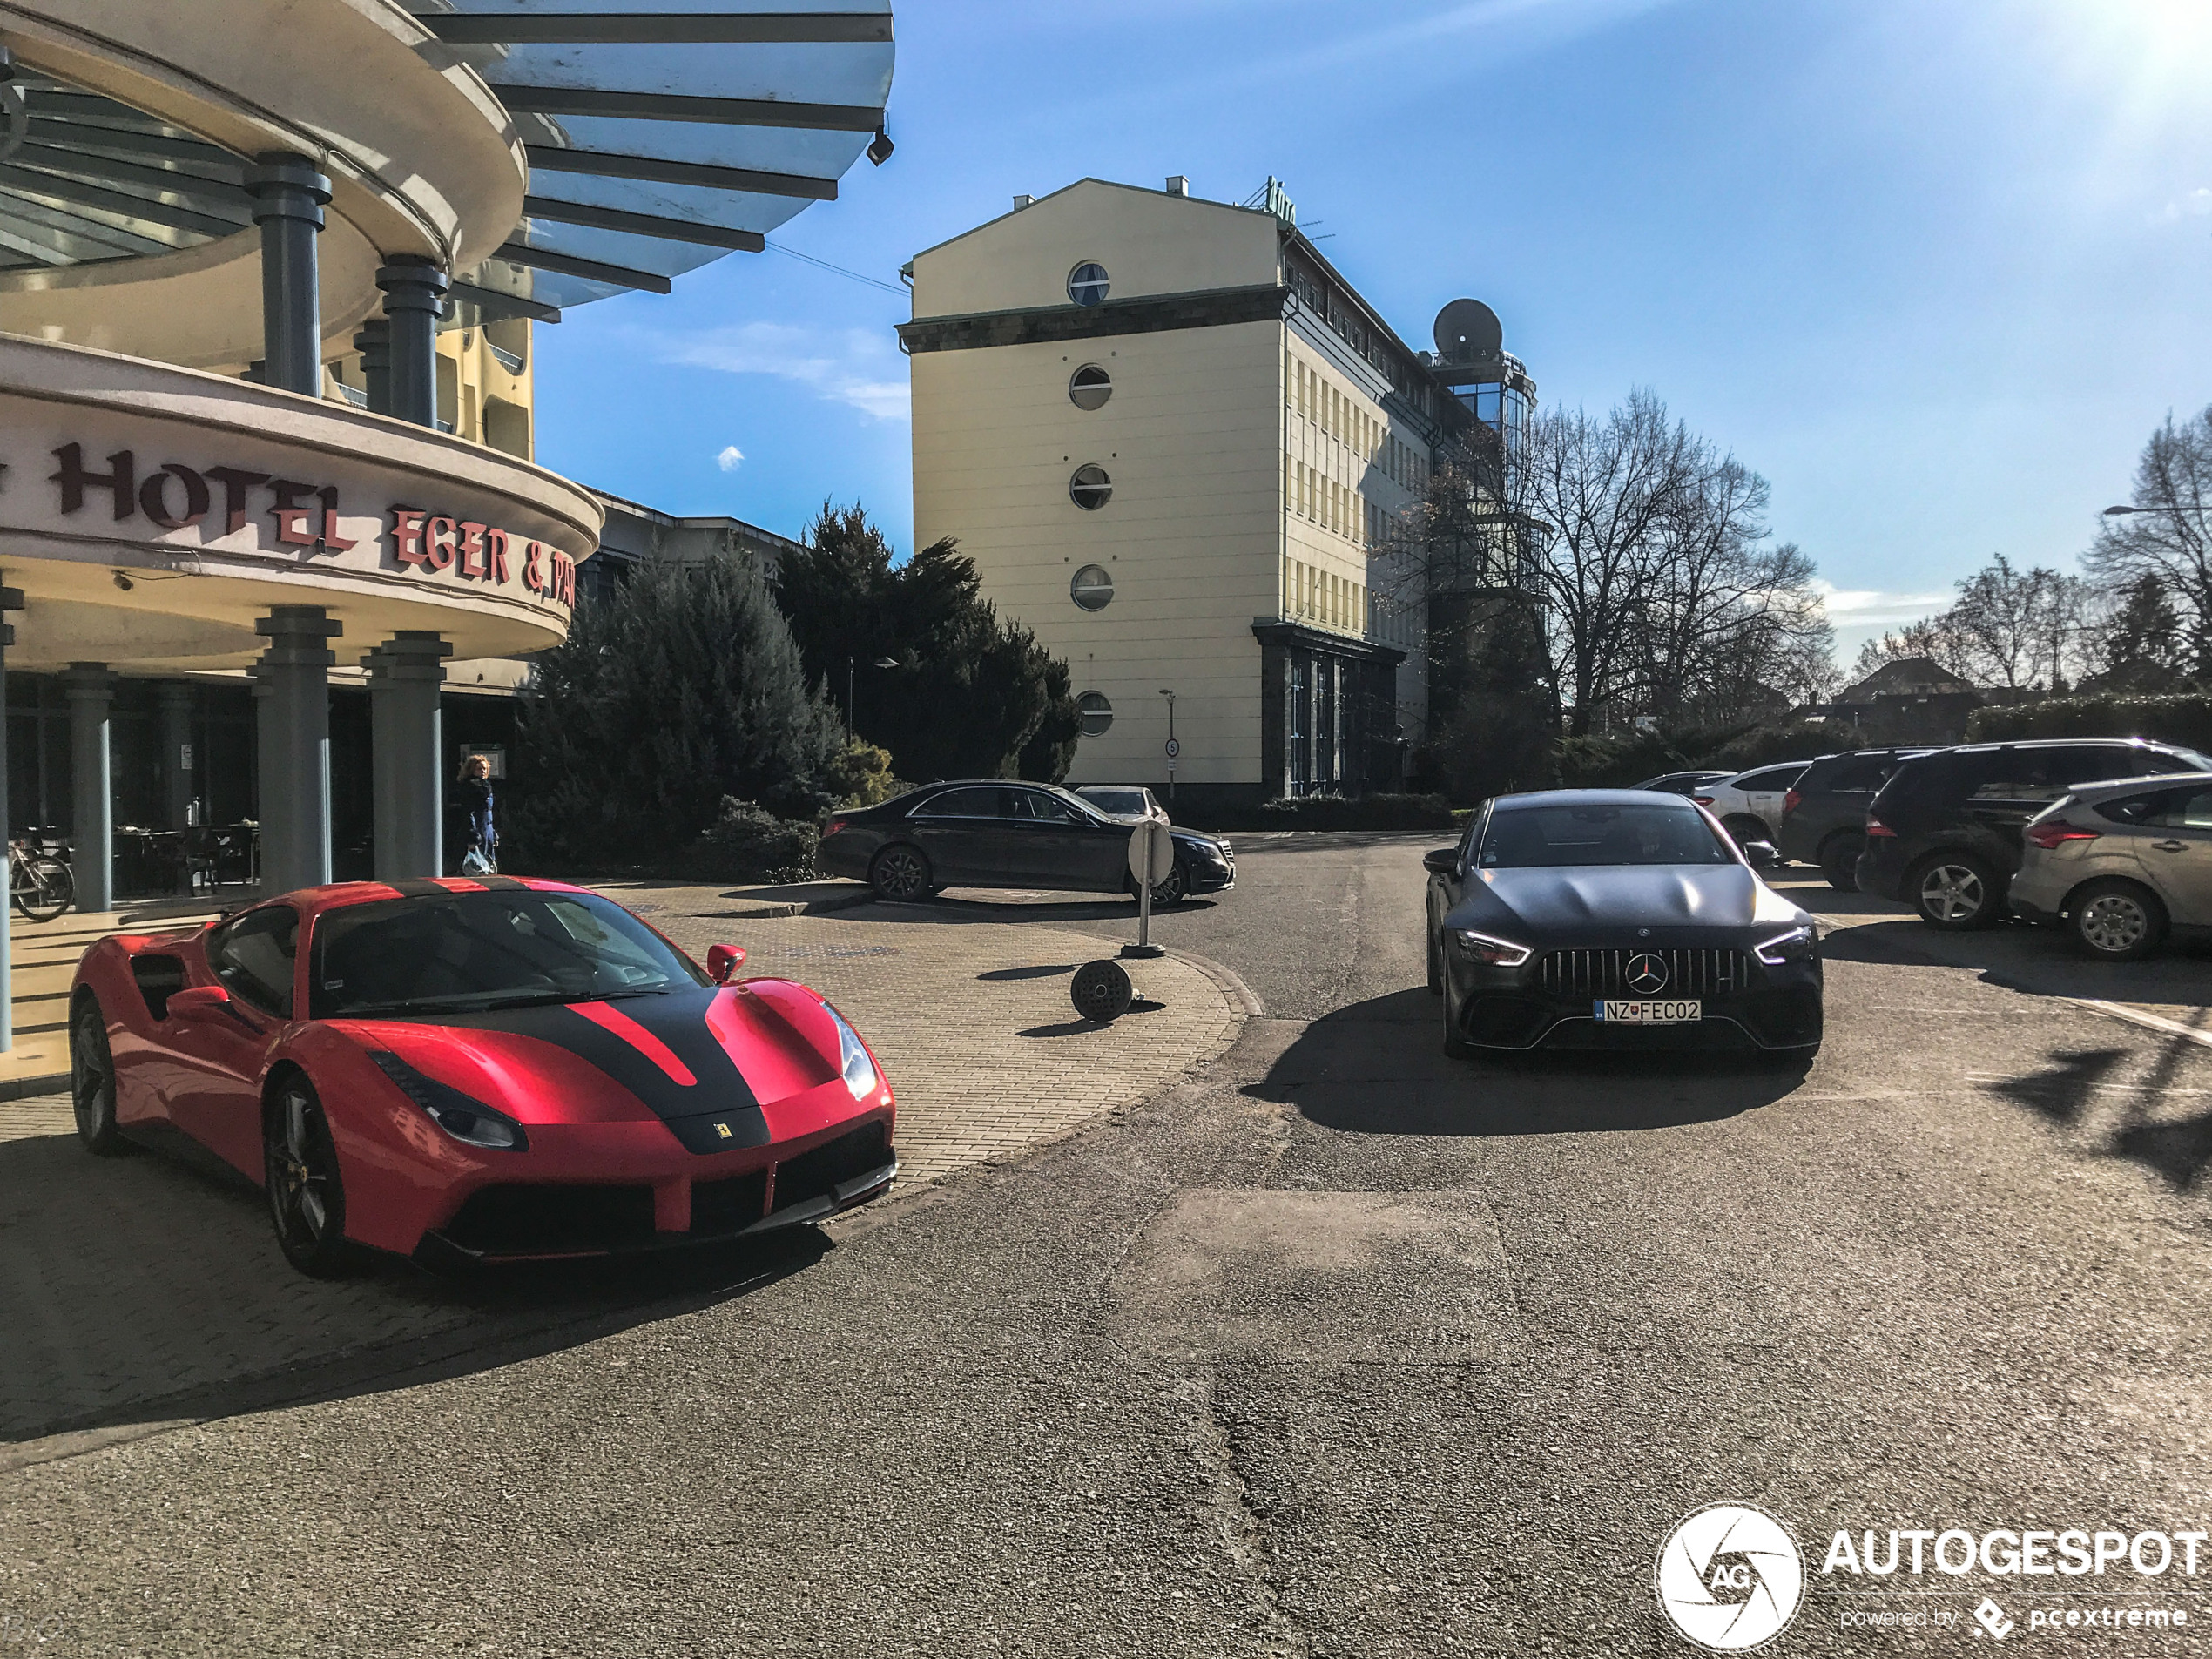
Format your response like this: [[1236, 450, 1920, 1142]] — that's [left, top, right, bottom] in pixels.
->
[[369, 1050, 528, 1150], [826, 1004, 879, 1100]]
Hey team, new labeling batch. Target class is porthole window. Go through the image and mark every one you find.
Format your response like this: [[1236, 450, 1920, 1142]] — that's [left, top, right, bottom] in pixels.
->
[[1069, 363, 1113, 410], [1070, 564, 1114, 610], [1069, 464, 1112, 509], [1067, 262, 1109, 306], [1077, 691, 1114, 736]]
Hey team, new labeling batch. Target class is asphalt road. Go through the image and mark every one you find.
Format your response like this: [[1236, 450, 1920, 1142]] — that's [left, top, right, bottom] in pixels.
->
[[6, 834, 2212, 1656]]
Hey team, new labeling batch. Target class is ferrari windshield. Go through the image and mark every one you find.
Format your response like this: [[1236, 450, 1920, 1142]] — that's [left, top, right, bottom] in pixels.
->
[[310, 889, 705, 1019], [1479, 802, 1735, 868]]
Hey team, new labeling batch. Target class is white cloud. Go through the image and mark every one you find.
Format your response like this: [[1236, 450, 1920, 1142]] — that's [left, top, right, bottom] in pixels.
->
[[663, 323, 909, 422], [2154, 186, 2212, 223], [716, 444, 745, 471], [1810, 579, 1952, 627]]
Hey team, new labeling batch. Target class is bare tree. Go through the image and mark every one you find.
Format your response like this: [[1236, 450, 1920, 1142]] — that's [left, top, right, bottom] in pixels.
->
[[2083, 407, 2212, 675], [1850, 615, 1976, 684], [1946, 553, 2085, 689]]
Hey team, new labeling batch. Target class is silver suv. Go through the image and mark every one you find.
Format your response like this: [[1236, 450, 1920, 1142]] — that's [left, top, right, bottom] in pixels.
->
[[2012, 772, 2212, 958]]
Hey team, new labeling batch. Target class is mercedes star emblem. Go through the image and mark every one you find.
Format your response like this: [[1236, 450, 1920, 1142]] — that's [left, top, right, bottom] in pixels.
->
[[1624, 953, 1669, 995]]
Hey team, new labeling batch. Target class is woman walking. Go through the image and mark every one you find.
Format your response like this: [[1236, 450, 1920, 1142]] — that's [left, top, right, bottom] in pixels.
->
[[456, 753, 496, 874]]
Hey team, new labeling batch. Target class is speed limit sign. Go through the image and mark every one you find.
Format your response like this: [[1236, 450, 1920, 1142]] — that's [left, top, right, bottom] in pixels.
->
[[1164, 738, 1181, 759]]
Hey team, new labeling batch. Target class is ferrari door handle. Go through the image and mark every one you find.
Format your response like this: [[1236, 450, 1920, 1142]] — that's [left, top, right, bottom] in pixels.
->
[[2153, 840, 2187, 853]]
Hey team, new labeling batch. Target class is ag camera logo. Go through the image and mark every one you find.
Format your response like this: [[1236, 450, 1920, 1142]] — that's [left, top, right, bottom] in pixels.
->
[[1656, 1503, 1805, 1651]]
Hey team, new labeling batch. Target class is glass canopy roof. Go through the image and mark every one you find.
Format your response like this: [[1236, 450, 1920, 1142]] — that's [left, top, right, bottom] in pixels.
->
[[0, 1, 895, 323]]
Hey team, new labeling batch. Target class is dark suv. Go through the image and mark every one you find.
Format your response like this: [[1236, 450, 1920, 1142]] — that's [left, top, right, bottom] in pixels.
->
[[1857, 738, 2212, 928], [1776, 749, 1930, 889]]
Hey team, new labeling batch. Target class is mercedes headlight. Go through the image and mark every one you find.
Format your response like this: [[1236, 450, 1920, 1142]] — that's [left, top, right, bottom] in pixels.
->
[[1450, 929, 1532, 968], [1756, 925, 1817, 965], [826, 1003, 879, 1100]]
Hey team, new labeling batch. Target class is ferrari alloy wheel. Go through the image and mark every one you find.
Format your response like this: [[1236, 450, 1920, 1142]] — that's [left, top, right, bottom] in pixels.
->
[[2069, 878, 2165, 961], [70, 995, 126, 1155], [265, 1076, 353, 1278], [870, 844, 932, 903], [1912, 854, 2001, 930]]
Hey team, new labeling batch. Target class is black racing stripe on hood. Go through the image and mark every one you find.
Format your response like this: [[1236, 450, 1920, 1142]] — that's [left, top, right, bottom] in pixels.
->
[[416, 989, 768, 1148]]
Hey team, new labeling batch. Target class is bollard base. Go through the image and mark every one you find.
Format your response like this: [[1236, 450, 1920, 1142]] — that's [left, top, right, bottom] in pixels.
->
[[1119, 942, 1166, 960]]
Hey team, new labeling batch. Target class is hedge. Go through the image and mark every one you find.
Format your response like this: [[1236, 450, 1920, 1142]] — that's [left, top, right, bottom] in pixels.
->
[[1197, 792, 1458, 833], [1966, 694, 2212, 752]]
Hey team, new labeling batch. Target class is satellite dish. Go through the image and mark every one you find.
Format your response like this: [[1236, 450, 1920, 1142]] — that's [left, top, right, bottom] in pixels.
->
[[1433, 298, 1502, 361]]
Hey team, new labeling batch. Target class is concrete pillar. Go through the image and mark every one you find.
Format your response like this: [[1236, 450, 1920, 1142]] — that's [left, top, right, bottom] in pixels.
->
[[244, 154, 331, 399], [365, 632, 450, 879], [156, 682, 194, 831], [254, 607, 341, 893], [65, 664, 113, 914], [0, 583, 20, 1050], [352, 318, 391, 416], [378, 259, 449, 428]]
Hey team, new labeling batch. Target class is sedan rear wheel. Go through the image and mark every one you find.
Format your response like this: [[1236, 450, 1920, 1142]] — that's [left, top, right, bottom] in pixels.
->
[[2068, 878, 2165, 961], [1819, 833, 1863, 892], [869, 844, 933, 903], [265, 1076, 354, 1278], [70, 995, 127, 1155], [1912, 853, 2003, 930]]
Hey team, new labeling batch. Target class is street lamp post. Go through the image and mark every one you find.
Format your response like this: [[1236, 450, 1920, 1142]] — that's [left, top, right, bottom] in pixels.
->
[[846, 654, 902, 739], [1157, 689, 1177, 805]]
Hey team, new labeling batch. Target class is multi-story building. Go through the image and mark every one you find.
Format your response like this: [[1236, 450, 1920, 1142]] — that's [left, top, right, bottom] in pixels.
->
[[902, 176, 1519, 813]]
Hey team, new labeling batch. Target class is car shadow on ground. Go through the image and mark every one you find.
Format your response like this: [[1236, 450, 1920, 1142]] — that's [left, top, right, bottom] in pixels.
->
[[1246, 987, 1806, 1137], [0, 1128, 835, 1449]]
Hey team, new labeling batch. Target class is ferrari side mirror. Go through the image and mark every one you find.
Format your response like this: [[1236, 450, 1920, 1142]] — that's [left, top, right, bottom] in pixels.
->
[[705, 943, 746, 983], [167, 984, 232, 1015], [1421, 846, 1460, 876]]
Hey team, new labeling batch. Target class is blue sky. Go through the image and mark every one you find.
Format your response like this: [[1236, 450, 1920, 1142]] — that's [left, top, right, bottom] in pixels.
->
[[532, 0, 2212, 663]]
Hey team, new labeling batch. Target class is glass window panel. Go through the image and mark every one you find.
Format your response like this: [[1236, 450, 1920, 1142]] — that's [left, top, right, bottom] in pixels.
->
[[523, 173, 810, 235], [474, 41, 894, 109], [523, 113, 865, 178]]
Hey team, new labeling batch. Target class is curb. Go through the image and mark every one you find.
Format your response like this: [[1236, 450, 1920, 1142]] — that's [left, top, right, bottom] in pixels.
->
[[711, 888, 876, 921], [0, 1071, 67, 1103]]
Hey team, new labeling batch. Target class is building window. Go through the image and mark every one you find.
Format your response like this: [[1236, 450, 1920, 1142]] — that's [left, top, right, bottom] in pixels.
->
[[1069, 464, 1113, 509], [1070, 564, 1114, 610], [1077, 691, 1113, 735], [1069, 364, 1112, 410], [1067, 262, 1109, 306]]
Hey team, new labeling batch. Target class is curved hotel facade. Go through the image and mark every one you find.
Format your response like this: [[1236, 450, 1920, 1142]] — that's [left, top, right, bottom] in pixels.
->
[[0, 0, 895, 1044]]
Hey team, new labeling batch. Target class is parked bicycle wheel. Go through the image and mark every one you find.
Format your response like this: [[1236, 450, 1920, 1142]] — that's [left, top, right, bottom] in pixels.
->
[[14, 854, 73, 922]]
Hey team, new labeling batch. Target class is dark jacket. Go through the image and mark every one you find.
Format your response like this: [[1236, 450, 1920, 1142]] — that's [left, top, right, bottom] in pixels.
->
[[458, 779, 496, 853]]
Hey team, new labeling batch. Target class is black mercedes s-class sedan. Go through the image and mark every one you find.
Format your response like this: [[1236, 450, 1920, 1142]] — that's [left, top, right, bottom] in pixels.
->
[[1425, 789, 1822, 1062]]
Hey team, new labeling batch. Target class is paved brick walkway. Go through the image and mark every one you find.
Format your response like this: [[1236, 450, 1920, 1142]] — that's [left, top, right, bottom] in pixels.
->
[[0, 895, 1242, 1442]]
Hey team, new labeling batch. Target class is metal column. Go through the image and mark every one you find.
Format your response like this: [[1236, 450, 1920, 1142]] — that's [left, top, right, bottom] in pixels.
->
[[366, 632, 450, 879], [353, 318, 392, 416], [65, 664, 113, 914], [157, 682, 194, 830], [244, 154, 331, 398], [254, 607, 341, 893], [0, 583, 21, 1051], [378, 259, 449, 428]]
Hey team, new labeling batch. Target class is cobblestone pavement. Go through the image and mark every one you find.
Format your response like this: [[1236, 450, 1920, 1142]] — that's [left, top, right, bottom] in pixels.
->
[[0, 892, 1242, 1444]]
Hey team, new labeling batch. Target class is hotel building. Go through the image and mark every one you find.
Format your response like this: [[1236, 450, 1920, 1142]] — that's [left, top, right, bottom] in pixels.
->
[[901, 176, 1531, 813]]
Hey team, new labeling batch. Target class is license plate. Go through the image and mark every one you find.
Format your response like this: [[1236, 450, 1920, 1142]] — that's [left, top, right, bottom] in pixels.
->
[[1595, 999, 1702, 1024]]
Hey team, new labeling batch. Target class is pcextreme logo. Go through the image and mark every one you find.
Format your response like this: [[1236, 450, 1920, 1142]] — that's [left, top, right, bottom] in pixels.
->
[[1655, 1503, 1806, 1652]]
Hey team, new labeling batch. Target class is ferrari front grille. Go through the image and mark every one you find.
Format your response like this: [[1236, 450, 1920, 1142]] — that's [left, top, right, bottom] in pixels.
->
[[770, 1121, 891, 1215], [1536, 947, 1755, 998]]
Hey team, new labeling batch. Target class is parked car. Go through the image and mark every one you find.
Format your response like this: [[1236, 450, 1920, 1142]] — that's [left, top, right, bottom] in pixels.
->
[[2010, 773, 2212, 959], [819, 780, 1234, 905], [1857, 738, 2212, 929], [69, 878, 897, 1275], [1424, 789, 1822, 1062], [1073, 785, 1169, 822], [1631, 769, 1735, 798], [1776, 748, 1932, 889], [1694, 761, 1810, 847]]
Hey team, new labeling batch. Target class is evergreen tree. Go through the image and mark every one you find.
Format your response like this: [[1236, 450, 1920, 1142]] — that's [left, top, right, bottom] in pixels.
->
[[773, 503, 1082, 782], [508, 551, 845, 868]]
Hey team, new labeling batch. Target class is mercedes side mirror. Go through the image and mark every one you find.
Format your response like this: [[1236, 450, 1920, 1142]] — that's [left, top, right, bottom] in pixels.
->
[[705, 943, 746, 983], [1422, 846, 1460, 876], [167, 984, 231, 1015], [1742, 840, 1778, 869]]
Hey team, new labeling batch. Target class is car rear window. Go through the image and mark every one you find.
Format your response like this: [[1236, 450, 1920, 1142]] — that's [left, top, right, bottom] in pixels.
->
[[1735, 765, 1805, 792], [1809, 753, 1894, 792], [1479, 801, 1735, 868], [1966, 746, 2149, 803], [2098, 786, 2212, 829]]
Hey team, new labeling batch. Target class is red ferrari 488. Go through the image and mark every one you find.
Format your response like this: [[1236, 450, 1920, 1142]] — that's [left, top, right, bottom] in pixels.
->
[[67, 877, 896, 1275]]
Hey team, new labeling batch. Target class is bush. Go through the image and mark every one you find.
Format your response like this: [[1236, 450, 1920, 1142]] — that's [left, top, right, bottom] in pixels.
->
[[1967, 693, 2212, 752], [1551, 719, 1862, 789], [1240, 793, 1457, 832], [1704, 719, 1865, 772], [680, 798, 819, 885], [826, 737, 903, 808]]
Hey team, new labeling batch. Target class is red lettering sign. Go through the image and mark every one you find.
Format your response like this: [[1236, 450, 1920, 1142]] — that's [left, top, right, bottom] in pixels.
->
[[425, 516, 457, 571]]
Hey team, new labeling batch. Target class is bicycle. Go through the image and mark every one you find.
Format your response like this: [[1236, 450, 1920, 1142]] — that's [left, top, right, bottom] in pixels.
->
[[10, 839, 73, 922]]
